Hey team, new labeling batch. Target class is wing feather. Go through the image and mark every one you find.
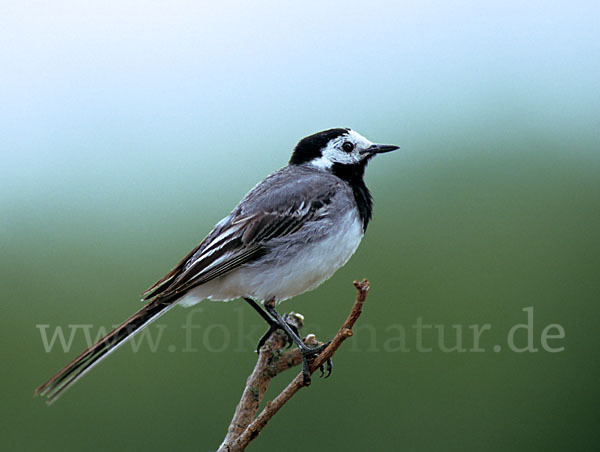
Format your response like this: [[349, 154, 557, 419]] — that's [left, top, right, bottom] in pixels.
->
[[159, 210, 310, 297], [142, 167, 341, 301]]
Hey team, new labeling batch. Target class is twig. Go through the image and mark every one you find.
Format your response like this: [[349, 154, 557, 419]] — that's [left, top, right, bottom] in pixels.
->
[[218, 279, 370, 452]]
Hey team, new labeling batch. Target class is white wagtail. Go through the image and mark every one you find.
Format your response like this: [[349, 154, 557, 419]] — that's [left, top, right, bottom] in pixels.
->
[[36, 128, 399, 403]]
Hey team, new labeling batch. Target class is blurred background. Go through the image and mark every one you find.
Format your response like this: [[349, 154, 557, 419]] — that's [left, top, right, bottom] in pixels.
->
[[1, 1, 599, 451]]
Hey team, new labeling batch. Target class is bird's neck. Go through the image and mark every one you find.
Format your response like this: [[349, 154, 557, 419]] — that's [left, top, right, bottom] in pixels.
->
[[331, 162, 373, 232]]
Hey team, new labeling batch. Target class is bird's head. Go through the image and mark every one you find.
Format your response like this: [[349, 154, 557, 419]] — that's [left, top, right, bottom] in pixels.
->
[[289, 128, 399, 170]]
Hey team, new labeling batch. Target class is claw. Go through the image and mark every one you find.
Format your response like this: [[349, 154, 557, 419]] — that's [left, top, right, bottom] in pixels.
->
[[256, 323, 278, 353], [299, 341, 334, 383], [255, 315, 302, 353], [282, 314, 300, 349], [256, 304, 334, 385], [323, 358, 333, 378]]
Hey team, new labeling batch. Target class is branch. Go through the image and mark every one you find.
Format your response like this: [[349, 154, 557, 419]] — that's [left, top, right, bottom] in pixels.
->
[[218, 279, 370, 452]]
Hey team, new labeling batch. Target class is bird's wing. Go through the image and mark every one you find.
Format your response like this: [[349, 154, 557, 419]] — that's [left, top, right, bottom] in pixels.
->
[[142, 171, 341, 301]]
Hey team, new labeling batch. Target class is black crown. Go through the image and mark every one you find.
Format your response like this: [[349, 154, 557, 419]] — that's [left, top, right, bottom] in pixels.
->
[[289, 128, 350, 165]]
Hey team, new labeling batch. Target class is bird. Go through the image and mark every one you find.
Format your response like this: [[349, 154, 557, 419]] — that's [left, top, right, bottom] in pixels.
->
[[35, 127, 399, 404]]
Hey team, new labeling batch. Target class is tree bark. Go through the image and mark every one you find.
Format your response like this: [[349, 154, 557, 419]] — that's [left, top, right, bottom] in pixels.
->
[[218, 279, 370, 452]]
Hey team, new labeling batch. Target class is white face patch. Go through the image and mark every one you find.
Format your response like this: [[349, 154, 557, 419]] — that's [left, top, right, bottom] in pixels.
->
[[309, 129, 374, 170], [310, 155, 334, 170]]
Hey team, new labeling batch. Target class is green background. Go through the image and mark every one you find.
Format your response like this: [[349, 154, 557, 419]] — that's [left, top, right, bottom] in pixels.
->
[[2, 1, 598, 451]]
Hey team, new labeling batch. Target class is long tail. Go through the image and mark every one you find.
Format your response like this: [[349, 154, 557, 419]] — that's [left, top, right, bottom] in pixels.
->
[[35, 298, 177, 405]]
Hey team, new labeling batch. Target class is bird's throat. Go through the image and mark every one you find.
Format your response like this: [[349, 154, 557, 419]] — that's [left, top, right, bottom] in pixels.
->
[[331, 162, 373, 232]]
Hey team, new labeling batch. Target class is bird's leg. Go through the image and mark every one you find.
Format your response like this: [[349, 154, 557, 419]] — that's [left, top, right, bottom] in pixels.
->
[[263, 299, 331, 386], [243, 298, 297, 351]]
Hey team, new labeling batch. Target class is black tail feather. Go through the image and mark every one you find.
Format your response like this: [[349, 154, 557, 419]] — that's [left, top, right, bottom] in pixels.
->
[[35, 299, 176, 404]]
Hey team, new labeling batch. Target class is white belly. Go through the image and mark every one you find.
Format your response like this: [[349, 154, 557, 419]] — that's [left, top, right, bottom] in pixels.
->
[[178, 211, 364, 306]]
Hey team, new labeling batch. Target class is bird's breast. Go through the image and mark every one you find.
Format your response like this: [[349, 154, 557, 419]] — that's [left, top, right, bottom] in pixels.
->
[[179, 209, 364, 305], [243, 209, 364, 302]]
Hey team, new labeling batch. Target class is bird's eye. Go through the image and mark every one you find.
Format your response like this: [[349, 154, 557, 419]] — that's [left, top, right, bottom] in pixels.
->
[[341, 142, 355, 153]]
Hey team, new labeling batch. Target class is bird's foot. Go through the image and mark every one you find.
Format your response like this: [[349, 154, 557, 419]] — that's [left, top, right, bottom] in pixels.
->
[[259, 302, 333, 385], [255, 313, 301, 353], [299, 341, 332, 386]]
